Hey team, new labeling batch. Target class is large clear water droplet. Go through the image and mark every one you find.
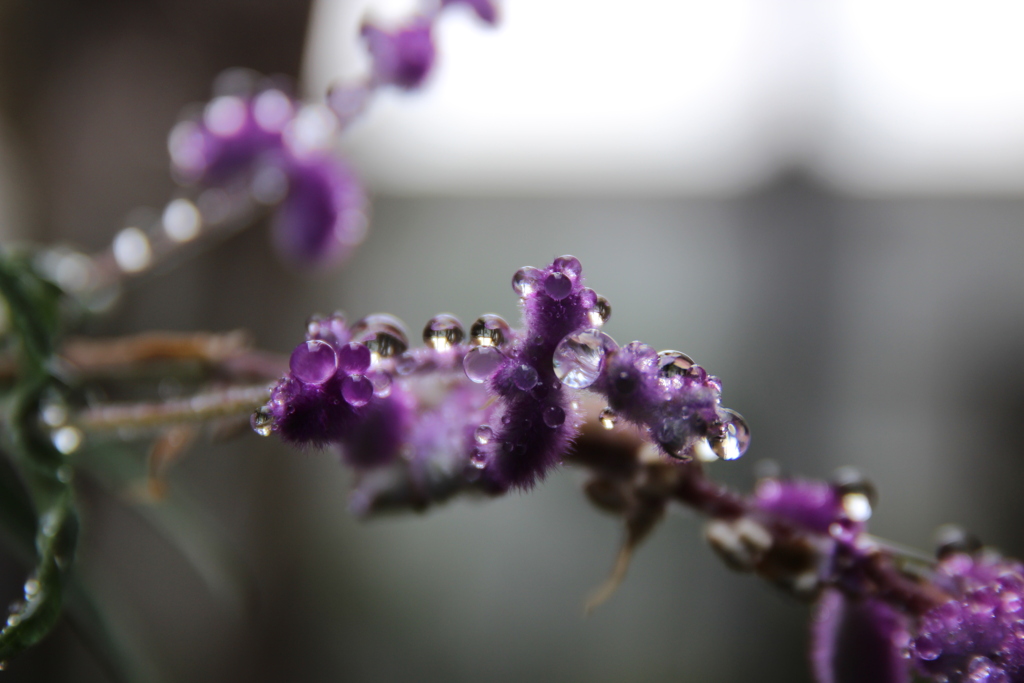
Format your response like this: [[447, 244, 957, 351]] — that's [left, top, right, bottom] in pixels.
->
[[351, 313, 409, 359], [599, 407, 617, 430], [543, 405, 565, 428], [512, 267, 543, 297], [552, 329, 615, 389], [833, 466, 876, 522], [587, 295, 611, 327], [342, 375, 373, 407], [251, 406, 273, 436], [367, 371, 392, 398], [464, 346, 506, 383], [337, 342, 371, 375], [470, 314, 510, 348], [511, 363, 539, 391], [711, 408, 750, 460], [290, 339, 338, 384], [470, 449, 488, 469], [51, 426, 83, 454], [552, 255, 582, 280], [423, 314, 464, 351]]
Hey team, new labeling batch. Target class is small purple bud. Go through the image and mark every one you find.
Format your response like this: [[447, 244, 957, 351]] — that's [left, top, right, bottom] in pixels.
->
[[362, 19, 437, 90], [511, 363, 539, 391], [441, 0, 499, 25], [338, 342, 372, 375], [342, 375, 374, 407], [464, 346, 506, 383], [542, 405, 565, 428], [290, 339, 338, 384], [543, 271, 573, 300]]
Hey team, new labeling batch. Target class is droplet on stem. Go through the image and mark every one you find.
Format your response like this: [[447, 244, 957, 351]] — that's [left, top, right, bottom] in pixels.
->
[[342, 375, 373, 407], [599, 407, 617, 430], [512, 267, 543, 297], [470, 314, 510, 348], [290, 339, 338, 384], [423, 314, 464, 351], [352, 313, 409, 359], [464, 346, 506, 383], [552, 329, 616, 389], [251, 406, 274, 436]]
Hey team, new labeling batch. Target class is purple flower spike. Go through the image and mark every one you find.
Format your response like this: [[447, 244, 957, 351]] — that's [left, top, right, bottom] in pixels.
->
[[272, 154, 367, 267], [290, 339, 338, 385], [811, 588, 910, 683], [362, 19, 437, 90], [441, 0, 499, 25], [910, 553, 1024, 682]]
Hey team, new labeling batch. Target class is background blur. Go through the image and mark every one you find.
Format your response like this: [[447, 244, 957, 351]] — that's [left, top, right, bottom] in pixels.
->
[[2, 0, 1024, 681]]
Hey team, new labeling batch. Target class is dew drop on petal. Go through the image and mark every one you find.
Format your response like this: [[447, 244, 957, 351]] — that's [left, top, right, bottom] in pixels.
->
[[599, 407, 617, 430], [470, 449, 488, 469], [367, 371, 392, 398], [351, 314, 409, 359], [52, 426, 83, 454], [464, 346, 506, 383], [342, 375, 373, 407], [706, 375, 723, 393], [423, 314, 464, 351], [474, 425, 493, 445], [470, 314, 510, 348], [290, 339, 338, 384], [657, 350, 695, 378], [717, 408, 751, 459], [552, 329, 616, 389], [512, 267, 543, 297], [511, 363, 539, 391], [543, 272, 572, 300], [588, 295, 611, 327], [552, 255, 582, 280], [338, 342, 372, 375], [543, 405, 565, 428], [251, 406, 274, 436]]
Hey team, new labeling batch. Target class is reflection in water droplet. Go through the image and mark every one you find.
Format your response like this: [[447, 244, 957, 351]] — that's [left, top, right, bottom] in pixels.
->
[[351, 314, 409, 359], [470, 314, 510, 348], [552, 329, 615, 389], [342, 375, 373, 407], [338, 342, 372, 375], [470, 449, 488, 469], [474, 425, 493, 445], [289, 339, 338, 384], [52, 426, 83, 455], [706, 375, 723, 393], [719, 408, 750, 459], [543, 272, 572, 300], [693, 438, 719, 462], [251, 406, 274, 436], [842, 492, 872, 522], [423, 314, 464, 351], [512, 267, 543, 297], [511, 364, 539, 391], [599, 407, 617, 430], [588, 295, 611, 327], [464, 346, 506, 383], [543, 405, 565, 428], [657, 350, 695, 378]]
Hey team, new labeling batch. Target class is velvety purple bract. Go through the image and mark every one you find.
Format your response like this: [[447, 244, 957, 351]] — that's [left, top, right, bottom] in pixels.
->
[[362, 20, 437, 90], [753, 478, 844, 535], [910, 553, 1024, 682], [811, 588, 910, 683]]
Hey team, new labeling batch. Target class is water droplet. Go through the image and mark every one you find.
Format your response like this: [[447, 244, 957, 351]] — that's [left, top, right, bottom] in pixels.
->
[[587, 295, 611, 327], [464, 346, 506, 383], [289, 339, 338, 384], [599, 407, 617, 429], [395, 353, 418, 375], [52, 426, 83, 455], [693, 438, 719, 462], [351, 314, 409, 360], [423, 314, 464, 351], [253, 88, 294, 133], [112, 227, 152, 273], [512, 267, 543, 297], [552, 255, 582, 280], [543, 272, 573, 300], [470, 314, 511, 348], [162, 198, 201, 242], [934, 524, 982, 558], [56, 466, 72, 483], [475, 425, 493, 445], [250, 406, 274, 436], [342, 375, 373, 407], [511, 363, 539, 391], [705, 375, 723, 393], [718, 408, 750, 459], [23, 579, 39, 599], [967, 655, 997, 682], [204, 95, 247, 136], [367, 371, 392, 398], [338, 341, 372, 375], [657, 350, 696, 378], [832, 466, 876, 515], [41, 401, 68, 428], [552, 329, 616, 389], [543, 405, 565, 428], [470, 449, 488, 469]]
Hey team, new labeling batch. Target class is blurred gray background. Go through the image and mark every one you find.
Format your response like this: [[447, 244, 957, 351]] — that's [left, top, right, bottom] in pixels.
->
[[2, 1, 1024, 682]]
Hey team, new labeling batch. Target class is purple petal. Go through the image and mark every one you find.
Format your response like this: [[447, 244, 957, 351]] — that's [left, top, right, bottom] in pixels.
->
[[811, 589, 910, 683]]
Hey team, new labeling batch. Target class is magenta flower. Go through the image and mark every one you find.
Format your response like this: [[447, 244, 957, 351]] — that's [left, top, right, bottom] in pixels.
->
[[361, 19, 437, 90]]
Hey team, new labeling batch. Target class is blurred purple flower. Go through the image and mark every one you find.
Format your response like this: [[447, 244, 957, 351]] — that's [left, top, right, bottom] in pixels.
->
[[811, 588, 910, 683], [441, 0, 499, 25], [362, 19, 437, 90]]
